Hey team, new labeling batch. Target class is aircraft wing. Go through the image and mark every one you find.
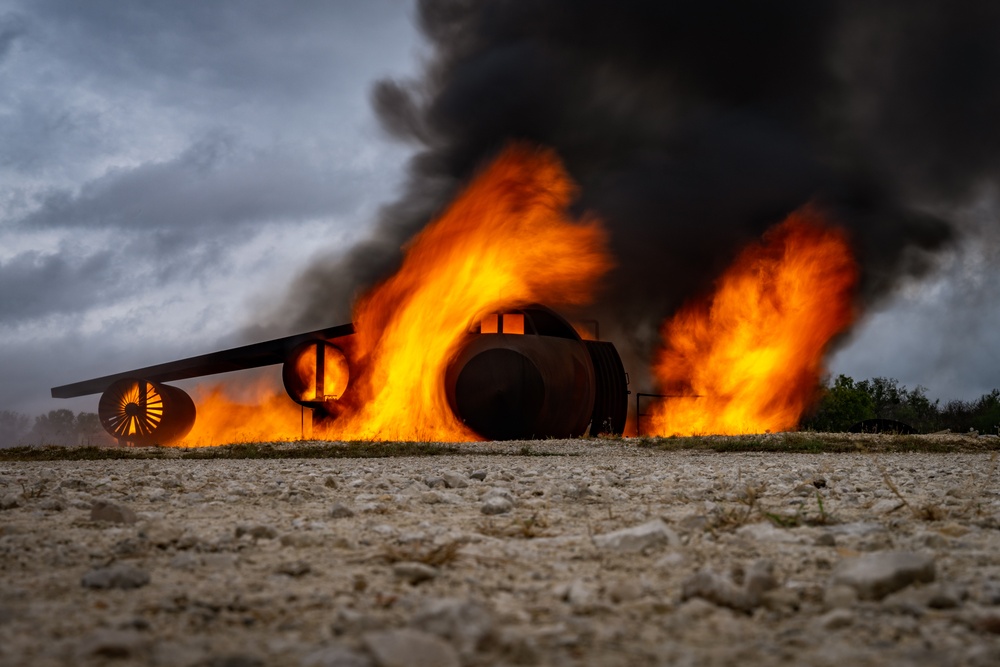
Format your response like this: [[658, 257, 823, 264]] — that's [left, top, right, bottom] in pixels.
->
[[51, 322, 355, 399]]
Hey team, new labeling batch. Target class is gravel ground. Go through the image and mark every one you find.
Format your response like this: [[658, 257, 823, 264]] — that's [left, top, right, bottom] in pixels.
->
[[2, 440, 1000, 666]]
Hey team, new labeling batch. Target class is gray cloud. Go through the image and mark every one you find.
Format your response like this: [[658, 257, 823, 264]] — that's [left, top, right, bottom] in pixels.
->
[[0, 0, 420, 414], [19, 132, 367, 232], [832, 196, 1000, 401], [0, 248, 118, 322]]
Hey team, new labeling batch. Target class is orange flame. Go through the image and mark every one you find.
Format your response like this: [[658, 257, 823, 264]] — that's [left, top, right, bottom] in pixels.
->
[[320, 144, 613, 441], [647, 208, 858, 436], [180, 372, 304, 447]]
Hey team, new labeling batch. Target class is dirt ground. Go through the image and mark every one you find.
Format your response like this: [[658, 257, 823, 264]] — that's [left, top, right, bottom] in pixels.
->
[[2, 439, 1000, 666]]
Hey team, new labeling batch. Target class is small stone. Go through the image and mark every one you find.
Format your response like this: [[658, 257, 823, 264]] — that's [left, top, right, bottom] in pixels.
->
[[410, 598, 494, 657], [0, 494, 20, 510], [883, 583, 964, 613], [39, 497, 66, 511], [469, 470, 487, 481], [593, 519, 679, 553], [420, 491, 443, 505], [921, 533, 950, 549], [831, 551, 936, 601], [139, 521, 183, 547], [301, 645, 373, 667], [974, 582, 1000, 606], [202, 655, 264, 667], [936, 523, 969, 538], [90, 500, 137, 524], [824, 584, 858, 609], [745, 560, 778, 598], [235, 523, 278, 540], [441, 471, 468, 489], [563, 579, 597, 606], [483, 487, 514, 502], [678, 514, 709, 533], [481, 497, 512, 515], [392, 561, 439, 585], [362, 628, 460, 667], [655, 551, 686, 568], [169, 552, 202, 570], [927, 584, 964, 609], [607, 578, 644, 603], [82, 563, 151, 590], [681, 560, 777, 613], [330, 503, 356, 518], [77, 629, 145, 659], [814, 533, 836, 547], [761, 586, 800, 612], [793, 483, 816, 497], [816, 608, 854, 631], [201, 553, 240, 571], [281, 532, 325, 548], [974, 614, 1000, 635], [113, 537, 148, 556], [277, 560, 312, 577]]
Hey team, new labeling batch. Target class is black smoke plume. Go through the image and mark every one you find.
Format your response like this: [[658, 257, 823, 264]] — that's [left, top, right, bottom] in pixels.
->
[[263, 0, 1000, 382]]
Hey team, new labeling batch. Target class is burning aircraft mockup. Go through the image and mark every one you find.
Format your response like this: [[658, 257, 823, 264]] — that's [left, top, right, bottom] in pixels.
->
[[51, 306, 628, 446], [51, 147, 628, 446]]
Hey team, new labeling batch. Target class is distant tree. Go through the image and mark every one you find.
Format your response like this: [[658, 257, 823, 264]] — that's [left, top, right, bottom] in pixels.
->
[[972, 389, 1000, 435], [29, 409, 80, 446], [0, 410, 31, 447], [804, 375, 875, 432], [942, 389, 1000, 435], [75, 412, 109, 446], [804, 375, 947, 433]]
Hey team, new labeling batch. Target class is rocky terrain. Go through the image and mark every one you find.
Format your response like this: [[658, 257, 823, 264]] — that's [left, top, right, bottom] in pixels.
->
[[2, 439, 1000, 666]]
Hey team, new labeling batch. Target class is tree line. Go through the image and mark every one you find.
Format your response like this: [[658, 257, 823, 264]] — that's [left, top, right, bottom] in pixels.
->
[[802, 375, 1000, 435], [0, 409, 113, 447]]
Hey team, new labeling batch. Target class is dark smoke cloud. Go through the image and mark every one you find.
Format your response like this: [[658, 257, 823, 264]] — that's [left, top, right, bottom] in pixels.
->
[[270, 0, 1000, 383]]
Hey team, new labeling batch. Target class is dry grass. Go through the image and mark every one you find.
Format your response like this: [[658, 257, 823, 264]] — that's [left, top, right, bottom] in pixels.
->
[[1, 432, 997, 461]]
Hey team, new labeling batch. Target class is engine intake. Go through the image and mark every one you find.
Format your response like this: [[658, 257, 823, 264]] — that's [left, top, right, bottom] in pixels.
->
[[98, 378, 195, 446]]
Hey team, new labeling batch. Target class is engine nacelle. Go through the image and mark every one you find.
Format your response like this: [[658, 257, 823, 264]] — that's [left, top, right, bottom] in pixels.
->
[[444, 306, 627, 440], [281, 341, 350, 409], [98, 378, 196, 446]]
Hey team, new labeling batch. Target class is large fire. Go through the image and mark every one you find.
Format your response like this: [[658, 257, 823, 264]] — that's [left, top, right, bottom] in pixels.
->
[[316, 144, 612, 441], [170, 155, 858, 446], [645, 208, 858, 436], [182, 374, 304, 447]]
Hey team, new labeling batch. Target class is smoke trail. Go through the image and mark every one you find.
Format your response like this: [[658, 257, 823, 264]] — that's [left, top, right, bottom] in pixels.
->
[[265, 0, 1000, 379]]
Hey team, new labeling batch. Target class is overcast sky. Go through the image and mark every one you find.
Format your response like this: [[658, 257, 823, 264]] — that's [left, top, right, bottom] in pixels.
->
[[0, 0, 997, 420]]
